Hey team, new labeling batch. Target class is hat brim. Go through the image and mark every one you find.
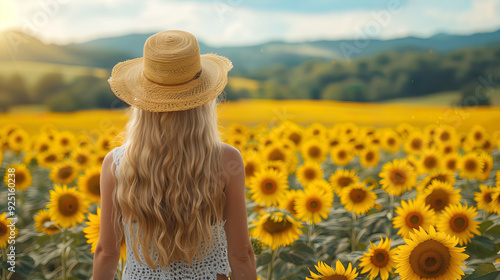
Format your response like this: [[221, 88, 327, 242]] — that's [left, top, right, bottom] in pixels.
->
[[108, 53, 233, 112]]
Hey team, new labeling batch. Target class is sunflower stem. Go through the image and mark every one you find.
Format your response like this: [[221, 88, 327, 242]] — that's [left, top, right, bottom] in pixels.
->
[[61, 229, 68, 280], [267, 248, 278, 280], [389, 194, 395, 237], [307, 222, 315, 247], [351, 212, 357, 252], [2, 247, 6, 280]]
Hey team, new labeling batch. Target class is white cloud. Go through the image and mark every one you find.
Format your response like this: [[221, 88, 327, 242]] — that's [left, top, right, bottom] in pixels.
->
[[4, 0, 500, 46]]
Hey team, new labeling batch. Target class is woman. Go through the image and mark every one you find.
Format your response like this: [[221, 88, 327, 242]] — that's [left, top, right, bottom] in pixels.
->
[[92, 30, 256, 280]]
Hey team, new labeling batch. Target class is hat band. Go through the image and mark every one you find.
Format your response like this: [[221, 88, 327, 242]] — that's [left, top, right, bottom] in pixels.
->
[[144, 69, 203, 86]]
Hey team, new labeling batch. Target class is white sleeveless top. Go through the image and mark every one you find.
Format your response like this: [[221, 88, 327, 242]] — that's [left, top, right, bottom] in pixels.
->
[[112, 145, 232, 280]]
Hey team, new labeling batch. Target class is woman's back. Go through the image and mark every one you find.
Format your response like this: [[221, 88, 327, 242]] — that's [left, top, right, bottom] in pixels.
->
[[112, 145, 232, 279]]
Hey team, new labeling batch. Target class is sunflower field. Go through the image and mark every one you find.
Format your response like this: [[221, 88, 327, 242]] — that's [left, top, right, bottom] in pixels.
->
[[0, 117, 500, 280]]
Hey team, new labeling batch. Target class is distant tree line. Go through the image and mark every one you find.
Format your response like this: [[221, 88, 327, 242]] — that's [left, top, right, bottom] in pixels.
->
[[1, 44, 499, 112], [227, 44, 500, 105]]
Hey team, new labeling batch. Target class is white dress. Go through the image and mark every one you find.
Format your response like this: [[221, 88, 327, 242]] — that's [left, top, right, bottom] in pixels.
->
[[112, 145, 232, 280]]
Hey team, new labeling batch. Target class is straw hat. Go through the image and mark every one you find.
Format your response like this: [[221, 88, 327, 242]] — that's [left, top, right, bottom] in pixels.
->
[[108, 30, 233, 112]]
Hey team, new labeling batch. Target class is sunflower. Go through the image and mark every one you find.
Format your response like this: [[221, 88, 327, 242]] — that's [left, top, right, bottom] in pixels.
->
[[0, 212, 17, 248], [417, 170, 456, 193], [301, 138, 329, 163], [326, 134, 343, 150], [467, 124, 487, 147], [37, 148, 63, 169], [34, 209, 60, 234], [351, 136, 370, 156], [250, 211, 303, 250], [404, 154, 421, 174], [418, 148, 442, 174], [296, 161, 324, 187], [477, 151, 493, 181], [261, 142, 296, 173], [282, 124, 304, 149], [396, 123, 414, 139], [307, 260, 358, 280], [227, 123, 249, 137], [278, 189, 302, 217], [436, 203, 480, 246], [248, 168, 289, 207], [358, 237, 397, 280], [71, 147, 96, 172], [417, 180, 461, 213], [474, 185, 496, 213], [305, 122, 328, 139], [340, 183, 377, 215], [404, 131, 428, 155], [330, 142, 354, 166], [49, 161, 79, 185], [433, 125, 457, 144], [242, 150, 263, 181], [77, 166, 102, 204], [46, 184, 90, 228], [54, 131, 76, 152], [394, 226, 468, 280], [442, 153, 460, 173], [381, 129, 402, 153], [260, 160, 288, 176], [393, 199, 436, 239], [33, 135, 52, 154], [75, 134, 94, 149], [3, 163, 32, 191], [489, 191, 500, 215], [295, 184, 333, 224], [7, 128, 30, 154], [360, 147, 380, 168], [226, 134, 247, 152], [83, 207, 127, 261], [308, 179, 334, 196], [458, 151, 484, 179], [329, 168, 359, 195], [379, 158, 417, 196]]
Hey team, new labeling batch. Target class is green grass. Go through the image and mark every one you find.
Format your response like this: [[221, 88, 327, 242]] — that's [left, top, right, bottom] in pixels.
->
[[0, 61, 109, 87]]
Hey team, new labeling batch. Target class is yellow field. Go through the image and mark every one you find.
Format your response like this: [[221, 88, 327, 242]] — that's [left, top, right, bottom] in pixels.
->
[[1, 99, 499, 135]]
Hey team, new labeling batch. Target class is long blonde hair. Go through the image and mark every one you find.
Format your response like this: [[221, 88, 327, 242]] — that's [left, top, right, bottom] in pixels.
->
[[111, 96, 229, 268]]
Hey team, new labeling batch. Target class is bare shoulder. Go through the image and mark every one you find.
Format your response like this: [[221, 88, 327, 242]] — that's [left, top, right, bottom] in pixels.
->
[[221, 142, 243, 162], [220, 143, 245, 188]]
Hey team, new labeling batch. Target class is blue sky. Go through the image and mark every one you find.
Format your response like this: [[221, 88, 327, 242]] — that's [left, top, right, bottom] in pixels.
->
[[1, 0, 499, 46]]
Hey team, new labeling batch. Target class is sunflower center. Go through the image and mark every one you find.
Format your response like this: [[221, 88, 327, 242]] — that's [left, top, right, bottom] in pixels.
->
[[355, 143, 364, 151], [61, 138, 69, 146], [474, 131, 482, 141], [46, 154, 57, 163], [245, 163, 256, 178], [446, 159, 456, 170], [269, 148, 285, 161], [365, 151, 374, 161], [329, 139, 339, 148], [411, 138, 422, 150], [371, 248, 390, 267], [482, 140, 491, 150], [308, 146, 321, 158], [349, 189, 366, 203], [287, 200, 297, 215], [88, 175, 101, 196], [423, 156, 438, 169], [16, 172, 26, 185], [289, 133, 301, 145], [338, 177, 353, 188], [484, 192, 492, 203], [450, 214, 468, 232], [410, 240, 450, 278], [76, 154, 88, 164], [262, 218, 292, 234], [321, 275, 348, 280], [0, 222, 7, 236], [387, 138, 395, 146], [440, 132, 450, 141], [40, 143, 49, 152], [464, 159, 477, 172], [337, 150, 347, 159], [261, 179, 277, 194], [58, 194, 80, 216], [304, 168, 317, 180], [406, 212, 423, 229], [425, 189, 450, 212], [444, 146, 453, 154], [58, 166, 74, 180], [306, 198, 321, 212], [390, 169, 407, 185]]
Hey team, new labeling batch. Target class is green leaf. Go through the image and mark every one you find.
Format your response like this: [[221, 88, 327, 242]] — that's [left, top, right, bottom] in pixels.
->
[[464, 263, 500, 280], [485, 225, 500, 235], [479, 221, 494, 233], [279, 251, 307, 265]]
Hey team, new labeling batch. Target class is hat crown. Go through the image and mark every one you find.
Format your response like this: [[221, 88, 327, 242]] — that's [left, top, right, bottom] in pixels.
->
[[143, 30, 202, 86]]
